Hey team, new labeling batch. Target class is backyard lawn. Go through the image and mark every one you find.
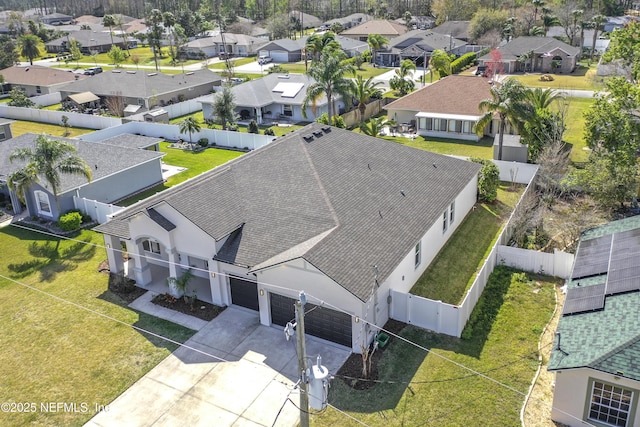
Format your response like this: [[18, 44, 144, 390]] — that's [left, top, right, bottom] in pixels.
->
[[510, 63, 606, 91], [9, 119, 93, 138], [562, 96, 595, 164], [411, 184, 525, 304], [389, 134, 493, 159], [279, 62, 390, 78], [314, 266, 558, 427], [0, 226, 195, 427], [118, 142, 244, 205], [169, 112, 306, 137]]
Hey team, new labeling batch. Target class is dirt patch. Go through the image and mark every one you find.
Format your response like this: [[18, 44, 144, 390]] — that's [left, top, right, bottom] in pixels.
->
[[522, 284, 567, 427], [151, 293, 226, 322], [336, 319, 407, 391]]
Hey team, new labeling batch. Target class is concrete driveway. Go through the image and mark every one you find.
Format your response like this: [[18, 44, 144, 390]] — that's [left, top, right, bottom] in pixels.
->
[[86, 307, 351, 427]]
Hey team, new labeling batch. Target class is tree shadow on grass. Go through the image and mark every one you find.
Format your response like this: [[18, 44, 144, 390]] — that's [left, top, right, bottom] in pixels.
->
[[6, 234, 96, 282]]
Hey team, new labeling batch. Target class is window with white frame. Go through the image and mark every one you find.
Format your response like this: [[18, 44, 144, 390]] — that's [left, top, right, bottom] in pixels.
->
[[142, 239, 161, 254], [34, 190, 52, 216], [442, 210, 448, 233], [589, 381, 634, 427], [283, 104, 293, 116], [450, 201, 455, 224], [414, 242, 421, 268]]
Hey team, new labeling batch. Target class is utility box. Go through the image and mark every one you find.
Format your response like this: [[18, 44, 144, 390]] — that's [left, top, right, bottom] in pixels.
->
[[308, 357, 330, 410]]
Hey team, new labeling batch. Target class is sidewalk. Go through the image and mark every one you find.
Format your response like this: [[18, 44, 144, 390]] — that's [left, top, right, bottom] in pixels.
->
[[129, 291, 208, 331]]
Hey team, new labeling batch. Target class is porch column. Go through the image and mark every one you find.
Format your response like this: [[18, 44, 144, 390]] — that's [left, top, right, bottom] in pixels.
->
[[103, 234, 124, 274], [9, 191, 22, 214], [167, 247, 181, 296], [130, 241, 152, 285], [256, 108, 263, 125]]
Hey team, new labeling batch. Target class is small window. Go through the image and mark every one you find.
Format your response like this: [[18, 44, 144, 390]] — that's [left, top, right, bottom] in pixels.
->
[[414, 242, 421, 268], [283, 104, 293, 116], [448, 120, 456, 132], [425, 118, 433, 130], [450, 201, 455, 224], [35, 190, 52, 216], [589, 381, 633, 427], [0, 129, 6, 141], [36, 85, 42, 94], [463, 121, 471, 134], [142, 239, 161, 254], [442, 210, 448, 233]]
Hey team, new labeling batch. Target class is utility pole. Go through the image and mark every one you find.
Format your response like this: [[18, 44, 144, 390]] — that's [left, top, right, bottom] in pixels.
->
[[295, 292, 310, 427]]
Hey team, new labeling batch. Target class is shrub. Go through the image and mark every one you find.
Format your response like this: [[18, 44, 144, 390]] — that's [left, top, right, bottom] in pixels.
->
[[58, 211, 82, 231], [540, 74, 554, 81], [264, 128, 275, 136], [248, 120, 259, 134], [471, 157, 500, 202], [64, 209, 91, 223], [451, 52, 477, 74], [198, 138, 209, 147]]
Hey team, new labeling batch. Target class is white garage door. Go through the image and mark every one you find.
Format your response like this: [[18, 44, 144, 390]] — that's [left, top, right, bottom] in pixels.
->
[[270, 50, 289, 63]]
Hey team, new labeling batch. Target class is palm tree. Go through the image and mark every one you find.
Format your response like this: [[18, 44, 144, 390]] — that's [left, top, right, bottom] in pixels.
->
[[179, 116, 201, 143], [360, 116, 395, 137], [18, 34, 41, 65], [525, 87, 563, 110], [147, 9, 164, 71], [163, 12, 177, 65], [102, 14, 116, 47], [8, 134, 92, 214], [348, 75, 383, 122], [474, 79, 530, 161], [212, 86, 237, 130], [367, 33, 388, 66], [303, 52, 354, 126], [590, 14, 606, 61], [305, 32, 339, 65], [390, 59, 416, 95]]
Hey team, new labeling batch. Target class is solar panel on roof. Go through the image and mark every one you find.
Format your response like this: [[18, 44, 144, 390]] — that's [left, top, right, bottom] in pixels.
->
[[606, 277, 640, 295], [566, 283, 606, 301], [571, 234, 613, 279], [562, 294, 605, 315]]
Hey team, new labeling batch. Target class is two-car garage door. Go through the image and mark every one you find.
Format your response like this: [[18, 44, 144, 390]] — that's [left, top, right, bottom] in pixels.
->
[[270, 293, 352, 347]]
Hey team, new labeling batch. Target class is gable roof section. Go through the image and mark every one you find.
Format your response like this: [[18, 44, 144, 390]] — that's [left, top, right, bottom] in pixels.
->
[[549, 216, 640, 381], [200, 73, 328, 108], [479, 36, 580, 62], [99, 133, 162, 150], [258, 38, 305, 52], [383, 30, 466, 54], [0, 65, 87, 86], [386, 75, 491, 116], [432, 21, 470, 40], [95, 123, 480, 300], [341, 19, 408, 37], [0, 133, 164, 195], [57, 69, 221, 99]]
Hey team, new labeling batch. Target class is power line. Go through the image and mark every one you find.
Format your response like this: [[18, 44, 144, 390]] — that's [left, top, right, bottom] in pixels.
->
[[3, 222, 592, 426]]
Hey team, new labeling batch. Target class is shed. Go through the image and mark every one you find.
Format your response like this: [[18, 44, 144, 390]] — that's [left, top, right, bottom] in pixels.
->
[[68, 91, 100, 109], [143, 109, 169, 123], [493, 134, 528, 163]]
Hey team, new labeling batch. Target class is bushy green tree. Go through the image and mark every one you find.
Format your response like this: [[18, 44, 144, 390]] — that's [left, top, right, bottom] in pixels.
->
[[8, 87, 34, 107], [469, 8, 508, 43], [18, 34, 41, 65], [471, 158, 500, 202], [107, 45, 126, 67], [212, 86, 237, 130]]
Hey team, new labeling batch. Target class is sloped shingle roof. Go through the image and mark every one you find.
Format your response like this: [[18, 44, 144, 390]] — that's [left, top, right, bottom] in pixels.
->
[[0, 65, 87, 86], [479, 36, 581, 62], [386, 75, 492, 116], [95, 123, 480, 300], [549, 216, 640, 381], [341, 19, 408, 37]]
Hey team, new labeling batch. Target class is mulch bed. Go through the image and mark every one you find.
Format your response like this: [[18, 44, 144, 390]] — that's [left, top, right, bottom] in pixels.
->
[[151, 293, 226, 321], [336, 319, 407, 391]]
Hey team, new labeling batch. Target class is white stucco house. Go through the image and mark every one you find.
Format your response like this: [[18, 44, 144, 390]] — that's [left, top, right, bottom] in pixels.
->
[[95, 123, 480, 352], [549, 216, 640, 427], [385, 75, 518, 142]]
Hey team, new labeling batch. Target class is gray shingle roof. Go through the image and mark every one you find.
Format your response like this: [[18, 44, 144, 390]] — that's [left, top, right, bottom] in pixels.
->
[[0, 133, 164, 195], [57, 69, 222, 99], [98, 133, 162, 149], [549, 216, 640, 381], [478, 36, 580, 62], [95, 123, 480, 300]]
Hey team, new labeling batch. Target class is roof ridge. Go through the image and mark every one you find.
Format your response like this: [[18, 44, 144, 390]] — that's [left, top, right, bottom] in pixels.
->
[[589, 334, 640, 369]]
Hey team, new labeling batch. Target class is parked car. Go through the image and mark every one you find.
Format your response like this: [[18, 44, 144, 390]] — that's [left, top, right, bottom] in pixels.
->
[[83, 67, 103, 75], [258, 55, 272, 65], [219, 52, 232, 60]]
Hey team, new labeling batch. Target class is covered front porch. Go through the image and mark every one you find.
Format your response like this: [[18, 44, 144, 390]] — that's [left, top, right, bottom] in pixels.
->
[[123, 260, 214, 304], [415, 112, 482, 141]]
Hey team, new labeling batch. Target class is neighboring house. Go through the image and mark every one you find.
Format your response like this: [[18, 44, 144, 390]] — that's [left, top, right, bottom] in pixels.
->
[[289, 10, 322, 29], [549, 216, 640, 427], [98, 133, 162, 151], [376, 30, 466, 67], [477, 36, 581, 74], [67, 91, 100, 110], [183, 33, 266, 59], [40, 12, 73, 25], [94, 123, 481, 352], [0, 133, 164, 221], [45, 29, 137, 54], [323, 13, 373, 30], [546, 26, 610, 53], [604, 15, 640, 32], [257, 39, 305, 62], [58, 69, 222, 110], [199, 73, 343, 124], [341, 19, 408, 42], [432, 21, 471, 42], [385, 75, 516, 142], [0, 64, 87, 96]]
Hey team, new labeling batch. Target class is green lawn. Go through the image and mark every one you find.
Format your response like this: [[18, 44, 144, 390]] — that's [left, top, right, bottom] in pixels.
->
[[314, 266, 558, 427], [9, 120, 94, 138], [169, 112, 305, 137], [207, 56, 256, 69], [0, 227, 195, 427], [388, 134, 493, 159], [510, 63, 606, 91], [118, 142, 244, 205], [53, 64, 187, 75], [279, 63, 390, 78], [411, 184, 525, 304], [562, 96, 595, 164]]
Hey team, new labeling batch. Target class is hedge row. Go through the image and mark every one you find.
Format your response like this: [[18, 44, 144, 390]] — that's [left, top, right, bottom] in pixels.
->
[[451, 52, 478, 75]]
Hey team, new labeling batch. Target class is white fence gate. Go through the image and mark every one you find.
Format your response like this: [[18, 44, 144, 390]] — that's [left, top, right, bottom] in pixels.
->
[[73, 197, 123, 224]]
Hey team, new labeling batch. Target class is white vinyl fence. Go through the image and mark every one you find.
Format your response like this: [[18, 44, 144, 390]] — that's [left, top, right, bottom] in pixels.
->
[[0, 105, 121, 129], [29, 92, 62, 107], [390, 161, 572, 337], [73, 197, 123, 224], [79, 121, 275, 151]]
